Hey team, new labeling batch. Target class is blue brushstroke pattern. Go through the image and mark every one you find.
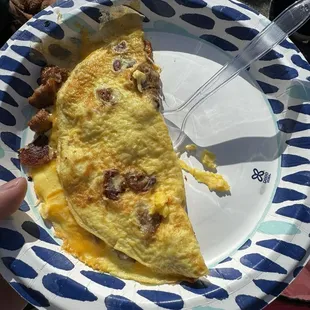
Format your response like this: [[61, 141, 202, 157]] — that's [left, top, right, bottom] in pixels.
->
[[276, 204, 310, 223], [278, 119, 310, 133], [10, 283, 50, 307], [32, 246, 74, 270], [283, 171, 310, 186], [256, 239, 306, 261], [289, 104, 310, 115], [286, 137, 310, 149], [175, 0, 207, 8], [2, 257, 37, 279], [105, 295, 142, 310], [10, 158, 20, 170], [0, 228, 25, 250], [180, 13, 214, 29], [273, 187, 307, 203], [238, 239, 252, 250], [259, 64, 298, 80], [240, 253, 287, 274], [28, 20, 64, 40], [0, 75, 33, 98], [0, 107, 16, 126], [85, 0, 113, 5], [52, 0, 74, 8], [0, 90, 18, 107], [33, 10, 53, 18], [1, 43, 8, 51], [212, 5, 250, 21], [225, 26, 258, 40], [142, 0, 176, 17], [200, 34, 238, 51], [291, 54, 310, 71], [209, 268, 242, 280], [11, 45, 47, 67], [10, 30, 42, 43], [229, 0, 259, 15], [294, 266, 303, 277], [256, 80, 279, 94], [281, 154, 310, 167], [280, 40, 299, 52], [22, 221, 58, 245], [81, 6, 101, 23], [1, 132, 20, 152], [138, 290, 184, 309], [181, 281, 229, 300], [0, 165, 16, 181], [219, 257, 232, 264], [235, 294, 268, 310], [43, 273, 97, 301], [81, 271, 125, 289], [260, 50, 284, 61], [0, 56, 30, 75], [19, 200, 30, 212], [268, 99, 284, 114], [254, 279, 288, 296]]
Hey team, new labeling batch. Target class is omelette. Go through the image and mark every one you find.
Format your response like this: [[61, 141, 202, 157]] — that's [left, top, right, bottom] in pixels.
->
[[54, 16, 207, 280], [21, 4, 208, 282]]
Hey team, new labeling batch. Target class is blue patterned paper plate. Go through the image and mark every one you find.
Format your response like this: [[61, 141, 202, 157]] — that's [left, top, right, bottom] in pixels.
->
[[0, 0, 310, 309]]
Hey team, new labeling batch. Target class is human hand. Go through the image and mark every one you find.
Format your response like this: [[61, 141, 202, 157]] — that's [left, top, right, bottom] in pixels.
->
[[0, 178, 28, 310]]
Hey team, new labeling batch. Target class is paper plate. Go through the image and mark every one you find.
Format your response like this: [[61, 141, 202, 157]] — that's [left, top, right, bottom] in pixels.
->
[[0, 0, 309, 309]]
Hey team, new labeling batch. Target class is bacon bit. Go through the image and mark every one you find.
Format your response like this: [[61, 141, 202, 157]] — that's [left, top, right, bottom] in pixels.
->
[[19, 135, 54, 167], [28, 109, 52, 133]]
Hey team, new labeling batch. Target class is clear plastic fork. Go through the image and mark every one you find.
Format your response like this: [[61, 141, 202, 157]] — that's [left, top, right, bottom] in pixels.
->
[[162, 0, 310, 150]]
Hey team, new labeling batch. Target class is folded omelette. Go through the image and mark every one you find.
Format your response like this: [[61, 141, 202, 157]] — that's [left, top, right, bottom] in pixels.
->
[[24, 4, 208, 283]]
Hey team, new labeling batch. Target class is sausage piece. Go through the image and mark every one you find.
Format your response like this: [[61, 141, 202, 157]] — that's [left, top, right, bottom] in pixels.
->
[[28, 109, 52, 133], [19, 135, 54, 167]]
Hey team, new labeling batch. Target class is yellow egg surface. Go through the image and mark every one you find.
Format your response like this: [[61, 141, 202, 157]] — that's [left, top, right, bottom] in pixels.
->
[[54, 12, 208, 278], [32, 161, 190, 284]]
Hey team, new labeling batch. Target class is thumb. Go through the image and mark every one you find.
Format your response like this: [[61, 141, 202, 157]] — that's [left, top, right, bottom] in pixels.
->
[[0, 178, 27, 220]]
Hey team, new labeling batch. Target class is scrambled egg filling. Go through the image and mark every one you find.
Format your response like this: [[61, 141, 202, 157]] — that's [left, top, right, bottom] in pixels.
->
[[201, 149, 217, 170], [180, 160, 230, 192]]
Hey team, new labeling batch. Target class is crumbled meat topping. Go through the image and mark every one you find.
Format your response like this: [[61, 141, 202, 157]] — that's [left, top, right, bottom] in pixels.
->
[[41, 65, 69, 85], [137, 208, 162, 236], [96, 87, 116, 105], [113, 40, 128, 53], [28, 109, 52, 133], [113, 58, 136, 72], [103, 169, 127, 200], [113, 59, 122, 72], [19, 135, 54, 167], [132, 62, 160, 92], [124, 170, 156, 193]]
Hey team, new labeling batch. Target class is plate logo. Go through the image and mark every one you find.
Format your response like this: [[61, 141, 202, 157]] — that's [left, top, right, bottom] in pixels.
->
[[252, 168, 271, 183]]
